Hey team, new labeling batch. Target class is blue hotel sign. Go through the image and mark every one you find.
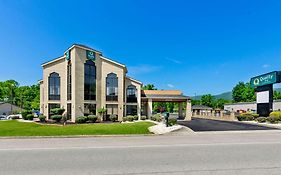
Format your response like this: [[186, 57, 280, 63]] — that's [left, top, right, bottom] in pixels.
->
[[86, 50, 95, 61], [65, 50, 70, 60]]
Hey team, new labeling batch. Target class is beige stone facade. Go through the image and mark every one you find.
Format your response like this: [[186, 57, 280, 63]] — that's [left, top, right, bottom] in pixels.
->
[[39, 44, 192, 122]]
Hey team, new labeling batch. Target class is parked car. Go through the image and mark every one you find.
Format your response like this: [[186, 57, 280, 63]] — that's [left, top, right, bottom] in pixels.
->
[[0, 115, 7, 120], [7, 114, 22, 120]]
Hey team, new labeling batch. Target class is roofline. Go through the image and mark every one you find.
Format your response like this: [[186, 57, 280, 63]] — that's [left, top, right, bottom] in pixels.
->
[[64, 44, 102, 55], [41, 55, 65, 67], [126, 76, 143, 85], [100, 56, 127, 72]]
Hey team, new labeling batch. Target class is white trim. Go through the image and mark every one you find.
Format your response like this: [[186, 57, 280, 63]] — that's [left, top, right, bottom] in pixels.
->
[[126, 76, 142, 85], [63, 44, 102, 55], [100, 56, 127, 70], [41, 56, 65, 67]]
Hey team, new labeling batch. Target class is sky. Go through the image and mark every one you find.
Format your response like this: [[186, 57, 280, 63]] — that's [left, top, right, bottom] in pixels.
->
[[1, 0, 281, 96]]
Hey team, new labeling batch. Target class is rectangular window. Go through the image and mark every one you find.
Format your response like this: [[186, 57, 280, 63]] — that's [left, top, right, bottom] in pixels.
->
[[67, 63, 72, 100], [84, 104, 96, 116], [67, 103, 72, 120], [84, 61, 96, 100], [126, 105, 137, 116]]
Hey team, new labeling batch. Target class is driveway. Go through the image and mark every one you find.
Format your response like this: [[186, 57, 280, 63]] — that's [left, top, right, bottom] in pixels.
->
[[178, 118, 279, 132]]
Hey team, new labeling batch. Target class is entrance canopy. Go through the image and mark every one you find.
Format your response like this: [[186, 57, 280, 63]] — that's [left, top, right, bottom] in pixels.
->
[[141, 90, 192, 120], [141, 90, 190, 102]]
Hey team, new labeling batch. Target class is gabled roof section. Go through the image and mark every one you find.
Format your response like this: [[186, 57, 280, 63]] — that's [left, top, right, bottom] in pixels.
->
[[126, 76, 142, 85], [142, 90, 183, 96], [64, 43, 102, 55], [100, 56, 127, 72], [41, 55, 65, 67]]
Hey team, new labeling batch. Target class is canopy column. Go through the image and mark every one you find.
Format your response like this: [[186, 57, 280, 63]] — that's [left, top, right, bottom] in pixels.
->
[[185, 100, 192, 121], [147, 98, 153, 119]]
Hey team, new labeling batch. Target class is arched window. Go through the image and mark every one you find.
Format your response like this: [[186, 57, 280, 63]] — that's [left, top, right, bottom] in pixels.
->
[[49, 72, 60, 100], [106, 73, 118, 101], [126, 85, 137, 103], [84, 60, 96, 100]]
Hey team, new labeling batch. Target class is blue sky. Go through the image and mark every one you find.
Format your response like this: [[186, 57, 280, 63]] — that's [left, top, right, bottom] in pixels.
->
[[1, 0, 281, 96]]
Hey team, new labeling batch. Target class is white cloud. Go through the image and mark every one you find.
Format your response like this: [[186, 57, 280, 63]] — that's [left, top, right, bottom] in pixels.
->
[[127, 64, 161, 75], [167, 84, 174, 88], [262, 64, 270, 68], [165, 57, 182, 64]]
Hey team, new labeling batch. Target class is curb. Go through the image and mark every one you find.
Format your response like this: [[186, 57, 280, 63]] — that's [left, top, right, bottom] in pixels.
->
[[0, 134, 156, 139]]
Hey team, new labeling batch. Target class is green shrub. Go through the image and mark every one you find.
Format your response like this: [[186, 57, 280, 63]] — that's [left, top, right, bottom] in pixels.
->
[[27, 114, 34, 121], [270, 111, 281, 119], [237, 113, 258, 121], [50, 108, 65, 115], [168, 118, 177, 126], [22, 110, 32, 120], [141, 116, 147, 120], [109, 114, 118, 122], [267, 116, 280, 124], [151, 114, 162, 122], [123, 117, 128, 122], [75, 116, 89, 124], [51, 115, 63, 122], [256, 117, 267, 123], [39, 115, 46, 122], [88, 115, 98, 123], [126, 115, 134, 122], [133, 115, 139, 121]]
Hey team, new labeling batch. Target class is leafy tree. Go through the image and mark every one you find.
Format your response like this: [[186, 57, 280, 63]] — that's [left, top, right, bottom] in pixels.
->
[[201, 94, 214, 107], [191, 99, 201, 106], [232, 82, 255, 102], [142, 84, 157, 90], [0, 80, 40, 110], [274, 90, 281, 100], [213, 98, 230, 109]]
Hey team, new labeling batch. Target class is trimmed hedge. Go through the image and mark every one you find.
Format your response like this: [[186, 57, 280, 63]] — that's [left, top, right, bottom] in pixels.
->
[[51, 115, 63, 122], [76, 116, 88, 124], [151, 114, 162, 122], [109, 114, 118, 122], [126, 116, 134, 122], [168, 118, 177, 126], [141, 116, 147, 120], [267, 111, 281, 124], [39, 115, 46, 122], [27, 114, 34, 121], [50, 108, 65, 115], [22, 110, 32, 120], [88, 115, 98, 123], [237, 113, 259, 121], [256, 117, 267, 123], [133, 115, 139, 121]]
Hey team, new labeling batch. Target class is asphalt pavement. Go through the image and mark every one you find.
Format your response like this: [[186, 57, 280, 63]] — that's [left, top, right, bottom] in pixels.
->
[[1, 131, 281, 175], [178, 118, 279, 132]]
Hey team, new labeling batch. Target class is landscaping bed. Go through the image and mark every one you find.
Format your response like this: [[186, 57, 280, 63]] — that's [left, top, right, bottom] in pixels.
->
[[0, 120, 154, 137]]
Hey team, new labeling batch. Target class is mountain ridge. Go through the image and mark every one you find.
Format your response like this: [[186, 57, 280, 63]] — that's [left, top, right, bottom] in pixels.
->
[[192, 88, 281, 101]]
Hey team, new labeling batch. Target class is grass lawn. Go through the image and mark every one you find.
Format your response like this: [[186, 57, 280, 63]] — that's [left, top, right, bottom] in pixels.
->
[[0, 120, 154, 137]]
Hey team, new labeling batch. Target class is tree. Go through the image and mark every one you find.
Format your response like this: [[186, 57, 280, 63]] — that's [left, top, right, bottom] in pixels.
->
[[201, 94, 214, 107], [142, 84, 157, 90], [191, 99, 201, 106], [232, 82, 255, 102], [274, 90, 281, 100], [213, 98, 230, 109], [0, 80, 40, 110]]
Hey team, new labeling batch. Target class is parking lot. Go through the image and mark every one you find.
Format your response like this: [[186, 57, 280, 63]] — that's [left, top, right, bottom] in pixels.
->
[[178, 118, 279, 132]]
